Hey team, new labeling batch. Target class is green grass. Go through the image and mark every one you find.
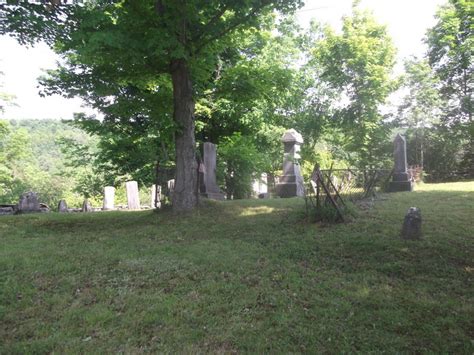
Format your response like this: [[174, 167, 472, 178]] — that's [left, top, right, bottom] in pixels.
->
[[1, 182, 473, 353]]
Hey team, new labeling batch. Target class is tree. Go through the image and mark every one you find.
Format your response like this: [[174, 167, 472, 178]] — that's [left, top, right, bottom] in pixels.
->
[[425, 0, 473, 175], [1, 0, 303, 211], [309, 6, 397, 168], [217, 133, 264, 199], [196, 15, 306, 186], [0, 71, 16, 115], [397, 58, 442, 168], [0, 119, 96, 206]]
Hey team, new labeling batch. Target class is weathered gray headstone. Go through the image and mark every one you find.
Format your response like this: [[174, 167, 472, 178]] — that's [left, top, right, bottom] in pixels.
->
[[201, 142, 225, 200], [39, 203, 50, 213], [103, 186, 115, 210], [389, 134, 413, 192], [0, 206, 14, 215], [276, 129, 305, 198], [252, 173, 268, 197], [58, 199, 68, 213], [401, 207, 422, 240], [82, 199, 92, 212], [126, 181, 140, 210], [167, 179, 175, 201], [18, 192, 40, 213], [151, 184, 162, 209]]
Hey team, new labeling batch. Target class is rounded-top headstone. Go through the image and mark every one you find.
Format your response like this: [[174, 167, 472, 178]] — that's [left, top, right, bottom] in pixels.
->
[[401, 207, 422, 240], [281, 129, 303, 144], [82, 199, 92, 212], [58, 199, 68, 213]]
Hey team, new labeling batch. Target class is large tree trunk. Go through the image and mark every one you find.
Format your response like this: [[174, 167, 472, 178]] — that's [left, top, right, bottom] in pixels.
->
[[170, 58, 198, 212]]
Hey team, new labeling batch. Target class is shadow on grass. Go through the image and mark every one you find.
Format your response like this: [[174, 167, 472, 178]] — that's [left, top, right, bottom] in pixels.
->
[[0, 182, 472, 353]]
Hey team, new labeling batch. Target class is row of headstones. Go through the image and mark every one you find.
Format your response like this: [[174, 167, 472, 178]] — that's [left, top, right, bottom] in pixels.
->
[[1, 131, 412, 215], [58, 181, 166, 213], [0, 180, 169, 215], [0, 191, 50, 215]]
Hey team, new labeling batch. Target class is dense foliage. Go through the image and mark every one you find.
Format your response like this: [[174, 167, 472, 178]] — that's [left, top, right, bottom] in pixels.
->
[[425, 0, 473, 178], [0, 119, 97, 206], [0, 0, 471, 206]]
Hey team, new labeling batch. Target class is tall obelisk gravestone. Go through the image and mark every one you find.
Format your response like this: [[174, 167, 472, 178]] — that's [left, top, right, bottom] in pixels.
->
[[389, 134, 413, 192], [276, 129, 305, 198], [201, 142, 225, 200]]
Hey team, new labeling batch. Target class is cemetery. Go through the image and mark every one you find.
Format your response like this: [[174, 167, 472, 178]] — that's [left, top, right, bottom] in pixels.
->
[[1, 127, 473, 352], [0, 0, 472, 353]]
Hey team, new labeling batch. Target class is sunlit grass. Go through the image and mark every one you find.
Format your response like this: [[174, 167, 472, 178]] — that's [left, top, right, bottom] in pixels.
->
[[0, 181, 473, 353]]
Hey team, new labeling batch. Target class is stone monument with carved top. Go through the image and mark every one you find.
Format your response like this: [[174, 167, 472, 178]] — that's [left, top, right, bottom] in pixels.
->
[[276, 129, 305, 198]]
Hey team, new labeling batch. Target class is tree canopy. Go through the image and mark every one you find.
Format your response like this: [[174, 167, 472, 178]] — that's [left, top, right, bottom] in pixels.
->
[[2, 0, 303, 211]]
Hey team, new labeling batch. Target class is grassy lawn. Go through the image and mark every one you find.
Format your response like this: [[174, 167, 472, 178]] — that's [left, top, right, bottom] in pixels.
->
[[1, 182, 473, 353]]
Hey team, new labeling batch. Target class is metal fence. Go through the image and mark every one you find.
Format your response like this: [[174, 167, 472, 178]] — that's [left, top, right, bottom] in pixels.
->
[[305, 167, 393, 222], [314, 168, 392, 201]]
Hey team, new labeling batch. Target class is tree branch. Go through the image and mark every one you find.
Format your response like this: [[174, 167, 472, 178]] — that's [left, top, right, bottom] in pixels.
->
[[192, 3, 230, 43], [194, 0, 273, 55]]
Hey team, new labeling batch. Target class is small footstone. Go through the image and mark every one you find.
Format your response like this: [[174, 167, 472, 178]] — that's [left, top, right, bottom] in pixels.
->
[[401, 207, 422, 240], [82, 199, 93, 212], [0, 207, 14, 215], [58, 200, 68, 213]]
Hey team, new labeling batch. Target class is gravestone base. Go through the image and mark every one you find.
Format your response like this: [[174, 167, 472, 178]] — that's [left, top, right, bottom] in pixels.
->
[[0, 206, 14, 215], [389, 181, 413, 192], [201, 192, 225, 201], [276, 182, 304, 198]]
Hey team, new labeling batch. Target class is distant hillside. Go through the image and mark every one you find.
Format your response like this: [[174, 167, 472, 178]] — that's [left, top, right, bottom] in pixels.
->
[[0, 118, 96, 206], [8, 119, 91, 173]]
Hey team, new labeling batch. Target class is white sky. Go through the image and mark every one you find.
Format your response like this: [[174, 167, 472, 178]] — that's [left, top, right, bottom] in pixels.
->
[[0, 0, 445, 120]]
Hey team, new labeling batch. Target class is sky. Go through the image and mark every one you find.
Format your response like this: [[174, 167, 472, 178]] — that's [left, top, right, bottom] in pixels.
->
[[0, 0, 446, 120]]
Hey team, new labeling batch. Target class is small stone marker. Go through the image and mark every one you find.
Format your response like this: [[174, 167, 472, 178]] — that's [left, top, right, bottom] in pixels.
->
[[126, 181, 140, 210], [276, 129, 305, 198], [201, 142, 225, 200], [151, 184, 161, 209], [39, 203, 50, 213], [252, 173, 268, 197], [18, 192, 40, 213], [58, 199, 68, 213], [167, 179, 175, 200], [0, 206, 14, 215], [401, 207, 422, 240], [389, 134, 413, 192], [82, 199, 92, 212], [103, 186, 115, 210]]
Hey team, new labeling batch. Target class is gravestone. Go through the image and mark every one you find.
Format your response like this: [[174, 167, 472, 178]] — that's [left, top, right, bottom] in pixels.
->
[[103, 186, 115, 210], [18, 192, 40, 213], [252, 173, 268, 198], [389, 134, 413, 192], [58, 199, 68, 213], [0, 206, 14, 215], [167, 179, 175, 200], [401, 207, 422, 240], [151, 184, 162, 209], [126, 181, 140, 210], [201, 142, 225, 200], [276, 129, 305, 198], [82, 199, 92, 212]]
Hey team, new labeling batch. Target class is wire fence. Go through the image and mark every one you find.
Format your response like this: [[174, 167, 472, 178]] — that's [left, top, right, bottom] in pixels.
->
[[314, 168, 392, 200], [305, 167, 393, 222]]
